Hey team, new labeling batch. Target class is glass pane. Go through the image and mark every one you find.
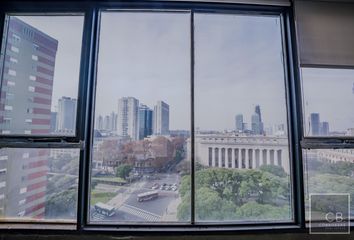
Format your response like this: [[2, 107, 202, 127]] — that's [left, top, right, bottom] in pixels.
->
[[0, 15, 84, 136], [194, 13, 292, 222], [0, 148, 79, 222], [89, 12, 191, 223], [301, 68, 354, 137], [303, 149, 354, 220]]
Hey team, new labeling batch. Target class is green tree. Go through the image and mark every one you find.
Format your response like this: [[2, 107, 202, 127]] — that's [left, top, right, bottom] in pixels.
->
[[45, 189, 77, 219], [115, 164, 133, 179], [235, 201, 291, 220], [259, 165, 287, 178]]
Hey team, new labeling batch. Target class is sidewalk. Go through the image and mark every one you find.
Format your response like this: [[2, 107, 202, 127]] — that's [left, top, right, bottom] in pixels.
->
[[161, 195, 181, 221]]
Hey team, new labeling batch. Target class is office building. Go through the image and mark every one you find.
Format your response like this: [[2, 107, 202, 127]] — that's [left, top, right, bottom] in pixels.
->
[[138, 104, 153, 140], [320, 121, 329, 136], [110, 112, 117, 132], [235, 114, 244, 132], [50, 112, 57, 133], [117, 97, 139, 140], [104, 115, 110, 131], [153, 101, 169, 136], [251, 105, 264, 135], [310, 113, 320, 136], [56, 96, 77, 134], [96, 115, 103, 130]]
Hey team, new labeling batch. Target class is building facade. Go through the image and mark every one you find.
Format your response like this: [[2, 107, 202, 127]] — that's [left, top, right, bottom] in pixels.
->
[[189, 134, 290, 173], [138, 104, 153, 140], [56, 96, 77, 135], [117, 97, 139, 140], [153, 100, 169, 136], [235, 114, 244, 132], [0, 16, 58, 218]]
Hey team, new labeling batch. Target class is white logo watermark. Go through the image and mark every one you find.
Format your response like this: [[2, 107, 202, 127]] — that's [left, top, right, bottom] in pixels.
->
[[309, 193, 350, 234]]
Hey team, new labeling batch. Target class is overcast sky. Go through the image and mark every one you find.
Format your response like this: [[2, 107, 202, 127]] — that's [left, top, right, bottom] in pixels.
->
[[301, 68, 354, 133], [17, 15, 83, 112], [16, 13, 354, 133]]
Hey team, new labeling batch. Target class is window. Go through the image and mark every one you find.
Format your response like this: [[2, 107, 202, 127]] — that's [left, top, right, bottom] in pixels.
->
[[8, 69, 16, 76], [10, 46, 19, 53], [9, 57, 18, 63], [0, 0, 351, 234], [90, 11, 190, 223], [295, 0, 354, 230], [0, 15, 84, 136], [194, 13, 291, 222], [0, 13, 85, 224]]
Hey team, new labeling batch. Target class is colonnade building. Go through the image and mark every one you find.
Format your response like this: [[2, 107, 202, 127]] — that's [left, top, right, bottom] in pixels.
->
[[188, 134, 290, 173]]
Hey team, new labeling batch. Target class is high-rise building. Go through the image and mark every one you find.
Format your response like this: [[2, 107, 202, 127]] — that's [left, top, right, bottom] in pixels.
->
[[251, 105, 264, 135], [310, 113, 320, 136], [110, 111, 117, 132], [50, 112, 57, 133], [153, 101, 169, 136], [138, 104, 153, 140], [96, 115, 103, 130], [320, 121, 329, 136], [56, 97, 77, 134], [117, 97, 139, 140], [0, 17, 58, 218], [235, 114, 244, 132], [104, 115, 110, 131]]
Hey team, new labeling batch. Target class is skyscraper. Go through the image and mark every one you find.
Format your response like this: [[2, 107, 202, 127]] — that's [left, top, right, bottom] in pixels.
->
[[56, 97, 77, 134], [110, 111, 117, 132], [138, 104, 153, 140], [50, 112, 57, 133], [235, 114, 244, 132], [117, 97, 139, 140], [153, 101, 169, 135], [310, 113, 320, 136], [104, 115, 110, 131], [251, 105, 264, 135], [0, 17, 58, 218], [320, 121, 329, 136], [96, 115, 103, 130]]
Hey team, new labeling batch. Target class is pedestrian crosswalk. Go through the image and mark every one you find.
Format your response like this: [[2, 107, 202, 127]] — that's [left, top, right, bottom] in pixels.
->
[[91, 211, 105, 221], [119, 204, 161, 222]]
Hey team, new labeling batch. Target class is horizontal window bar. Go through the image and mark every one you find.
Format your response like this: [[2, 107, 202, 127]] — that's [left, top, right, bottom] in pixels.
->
[[301, 139, 354, 149], [0, 139, 84, 149]]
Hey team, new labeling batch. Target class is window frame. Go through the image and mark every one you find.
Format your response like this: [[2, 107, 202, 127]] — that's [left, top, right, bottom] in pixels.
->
[[0, 0, 345, 234]]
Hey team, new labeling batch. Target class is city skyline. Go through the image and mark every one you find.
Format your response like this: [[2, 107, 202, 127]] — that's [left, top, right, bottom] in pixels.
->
[[17, 15, 354, 133]]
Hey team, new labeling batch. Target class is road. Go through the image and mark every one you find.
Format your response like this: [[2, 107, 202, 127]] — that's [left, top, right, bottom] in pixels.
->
[[91, 173, 181, 222]]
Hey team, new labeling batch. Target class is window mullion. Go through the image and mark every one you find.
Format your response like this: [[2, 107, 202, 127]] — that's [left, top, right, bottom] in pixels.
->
[[190, 10, 195, 225], [77, 6, 99, 230]]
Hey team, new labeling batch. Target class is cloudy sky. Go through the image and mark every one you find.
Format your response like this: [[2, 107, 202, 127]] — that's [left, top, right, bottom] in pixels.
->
[[16, 15, 83, 112], [16, 12, 354, 133]]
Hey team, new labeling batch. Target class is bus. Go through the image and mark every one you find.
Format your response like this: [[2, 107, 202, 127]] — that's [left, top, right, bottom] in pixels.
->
[[94, 202, 116, 217], [137, 191, 159, 202]]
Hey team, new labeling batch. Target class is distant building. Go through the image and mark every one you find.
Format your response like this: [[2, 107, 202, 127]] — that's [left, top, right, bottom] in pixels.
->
[[320, 121, 329, 136], [50, 112, 57, 133], [117, 97, 139, 140], [104, 115, 110, 131], [235, 114, 244, 132], [251, 105, 264, 135], [188, 133, 290, 173], [138, 104, 153, 140], [153, 101, 169, 135], [110, 112, 117, 131], [96, 115, 103, 130], [309, 113, 320, 136], [56, 97, 77, 134]]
